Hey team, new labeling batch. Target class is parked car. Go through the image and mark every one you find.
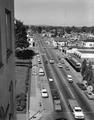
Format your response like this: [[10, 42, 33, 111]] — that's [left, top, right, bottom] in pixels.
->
[[41, 89, 49, 98], [65, 65, 70, 70], [61, 60, 65, 64], [57, 63, 63, 68], [67, 74, 73, 83], [85, 91, 94, 100], [45, 60, 48, 64], [60, 58, 65, 64], [77, 83, 87, 90], [38, 58, 41, 64]]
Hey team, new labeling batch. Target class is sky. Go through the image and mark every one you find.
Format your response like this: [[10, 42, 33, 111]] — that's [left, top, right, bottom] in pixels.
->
[[14, 0, 94, 26]]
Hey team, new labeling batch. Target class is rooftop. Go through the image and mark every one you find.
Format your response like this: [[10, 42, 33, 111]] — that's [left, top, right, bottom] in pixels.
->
[[83, 39, 94, 42], [54, 37, 67, 42]]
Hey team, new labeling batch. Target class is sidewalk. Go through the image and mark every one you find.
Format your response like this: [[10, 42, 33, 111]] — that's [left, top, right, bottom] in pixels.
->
[[28, 55, 43, 120]]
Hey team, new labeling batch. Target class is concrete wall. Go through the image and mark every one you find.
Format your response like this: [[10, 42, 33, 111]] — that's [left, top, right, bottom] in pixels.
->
[[0, 0, 16, 120]]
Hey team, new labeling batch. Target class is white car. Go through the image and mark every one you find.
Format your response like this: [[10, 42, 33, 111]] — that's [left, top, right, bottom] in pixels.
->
[[73, 107, 85, 119], [38, 58, 41, 63], [41, 89, 48, 98], [57, 63, 63, 68], [48, 78, 54, 82], [67, 74, 73, 83], [39, 67, 45, 76], [49, 59, 54, 64]]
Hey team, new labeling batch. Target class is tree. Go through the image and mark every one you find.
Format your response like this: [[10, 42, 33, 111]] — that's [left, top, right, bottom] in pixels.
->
[[87, 62, 93, 85], [81, 26, 88, 33], [81, 59, 87, 77], [15, 19, 29, 48], [37, 26, 42, 33], [65, 27, 71, 34], [82, 61, 94, 86]]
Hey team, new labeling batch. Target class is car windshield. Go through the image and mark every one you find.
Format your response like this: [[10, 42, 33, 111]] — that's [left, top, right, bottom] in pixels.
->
[[43, 91, 47, 93], [75, 108, 81, 112]]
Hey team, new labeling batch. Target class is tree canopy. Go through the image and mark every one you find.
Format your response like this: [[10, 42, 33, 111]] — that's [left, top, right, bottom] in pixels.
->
[[15, 19, 29, 48]]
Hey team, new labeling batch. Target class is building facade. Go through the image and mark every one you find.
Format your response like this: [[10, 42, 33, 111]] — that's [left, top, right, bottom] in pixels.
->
[[82, 39, 94, 48], [0, 0, 16, 120]]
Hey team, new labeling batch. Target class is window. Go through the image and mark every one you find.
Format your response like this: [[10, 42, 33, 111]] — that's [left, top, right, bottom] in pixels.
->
[[89, 43, 92, 47], [0, 17, 3, 68], [0, 40, 3, 68], [9, 81, 14, 119], [5, 9, 12, 59]]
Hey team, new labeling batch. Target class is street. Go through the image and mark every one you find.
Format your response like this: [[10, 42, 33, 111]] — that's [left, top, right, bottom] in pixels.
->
[[28, 34, 94, 120]]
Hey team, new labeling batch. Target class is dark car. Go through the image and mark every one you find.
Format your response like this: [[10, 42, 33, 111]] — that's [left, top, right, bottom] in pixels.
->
[[65, 65, 70, 70], [45, 60, 48, 64]]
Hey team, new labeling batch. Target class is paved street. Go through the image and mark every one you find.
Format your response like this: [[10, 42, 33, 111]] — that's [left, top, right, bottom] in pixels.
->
[[17, 35, 94, 120], [37, 35, 94, 120], [28, 47, 54, 120]]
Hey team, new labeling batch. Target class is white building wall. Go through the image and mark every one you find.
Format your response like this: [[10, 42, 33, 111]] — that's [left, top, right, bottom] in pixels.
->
[[83, 42, 94, 47]]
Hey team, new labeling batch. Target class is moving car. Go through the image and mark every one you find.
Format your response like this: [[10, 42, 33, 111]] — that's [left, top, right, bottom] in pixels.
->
[[67, 74, 73, 83], [68, 99, 85, 119], [41, 89, 48, 98], [38, 58, 41, 64], [54, 99, 62, 112], [51, 90, 60, 100], [39, 67, 45, 76], [48, 78, 54, 82], [49, 59, 54, 64]]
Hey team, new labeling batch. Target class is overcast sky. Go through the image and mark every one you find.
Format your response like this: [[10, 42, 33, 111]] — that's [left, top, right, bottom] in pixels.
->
[[14, 0, 94, 26]]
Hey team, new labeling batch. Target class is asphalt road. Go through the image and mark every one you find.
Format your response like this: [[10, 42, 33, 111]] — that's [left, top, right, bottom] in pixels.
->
[[35, 34, 94, 120], [44, 36, 94, 120], [38, 36, 74, 120]]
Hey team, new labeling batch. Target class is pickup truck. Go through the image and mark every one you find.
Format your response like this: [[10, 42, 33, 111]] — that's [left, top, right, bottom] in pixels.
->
[[68, 99, 84, 119], [54, 99, 62, 112]]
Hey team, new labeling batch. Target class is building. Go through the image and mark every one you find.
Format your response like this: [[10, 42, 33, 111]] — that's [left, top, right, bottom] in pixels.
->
[[67, 48, 94, 61], [27, 37, 35, 48], [0, 0, 16, 120], [82, 39, 94, 48], [53, 37, 67, 47]]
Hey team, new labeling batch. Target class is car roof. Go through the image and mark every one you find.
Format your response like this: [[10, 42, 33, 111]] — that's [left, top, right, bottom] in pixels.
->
[[67, 74, 72, 77], [42, 89, 47, 92], [75, 106, 81, 110], [49, 78, 53, 81]]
